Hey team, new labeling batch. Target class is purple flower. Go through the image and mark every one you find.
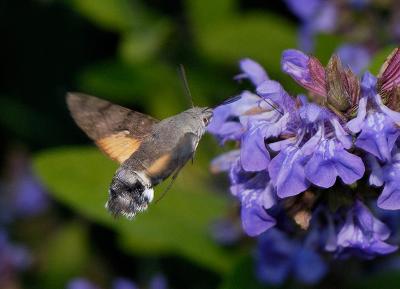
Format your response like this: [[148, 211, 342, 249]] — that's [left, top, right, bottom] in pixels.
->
[[284, 0, 322, 21], [67, 275, 167, 289], [374, 203, 400, 244], [208, 58, 272, 143], [11, 172, 49, 217], [293, 246, 327, 284], [348, 0, 370, 9], [148, 274, 168, 289], [376, 148, 400, 210], [0, 231, 31, 277], [240, 126, 270, 171], [367, 154, 384, 187], [337, 201, 398, 257], [207, 91, 266, 143], [210, 150, 240, 173], [267, 94, 362, 196], [285, 0, 337, 52], [234, 58, 269, 86], [281, 49, 326, 97], [209, 217, 242, 245], [256, 229, 327, 285], [268, 145, 309, 198], [239, 107, 290, 172], [113, 278, 138, 289], [256, 79, 296, 113], [336, 44, 370, 75], [355, 111, 399, 161], [310, 2, 337, 33], [256, 230, 293, 285], [347, 73, 400, 162], [230, 160, 276, 236], [304, 139, 364, 188], [295, 205, 339, 253], [2, 154, 49, 221], [67, 278, 101, 289], [298, 26, 315, 53]]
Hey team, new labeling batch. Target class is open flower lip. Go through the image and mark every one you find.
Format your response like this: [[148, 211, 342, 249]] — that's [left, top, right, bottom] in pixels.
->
[[209, 47, 400, 262]]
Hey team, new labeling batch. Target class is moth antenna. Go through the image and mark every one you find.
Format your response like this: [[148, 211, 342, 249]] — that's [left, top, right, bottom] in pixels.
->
[[178, 64, 194, 108]]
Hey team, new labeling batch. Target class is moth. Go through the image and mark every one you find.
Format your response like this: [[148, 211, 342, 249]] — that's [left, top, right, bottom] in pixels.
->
[[66, 92, 213, 219]]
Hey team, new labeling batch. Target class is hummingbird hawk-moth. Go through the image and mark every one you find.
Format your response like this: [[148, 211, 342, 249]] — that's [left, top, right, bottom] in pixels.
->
[[66, 92, 213, 219]]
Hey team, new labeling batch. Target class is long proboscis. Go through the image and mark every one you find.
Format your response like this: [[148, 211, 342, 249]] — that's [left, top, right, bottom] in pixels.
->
[[211, 94, 283, 115]]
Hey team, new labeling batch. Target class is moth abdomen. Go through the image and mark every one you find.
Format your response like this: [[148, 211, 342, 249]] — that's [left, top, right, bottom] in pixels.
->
[[106, 169, 154, 219]]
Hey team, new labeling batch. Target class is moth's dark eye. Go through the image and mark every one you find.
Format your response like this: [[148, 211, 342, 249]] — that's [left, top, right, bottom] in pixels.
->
[[203, 117, 209, 125]]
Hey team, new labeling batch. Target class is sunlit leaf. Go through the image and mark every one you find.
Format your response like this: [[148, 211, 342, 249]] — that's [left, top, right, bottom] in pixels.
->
[[33, 147, 238, 273]]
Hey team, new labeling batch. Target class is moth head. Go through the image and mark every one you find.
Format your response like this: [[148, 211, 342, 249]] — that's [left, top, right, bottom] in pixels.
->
[[184, 107, 213, 128], [106, 169, 153, 219], [201, 107, 213, 127]]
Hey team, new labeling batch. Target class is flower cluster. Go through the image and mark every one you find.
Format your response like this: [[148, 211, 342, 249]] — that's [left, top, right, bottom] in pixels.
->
[[256, 229, 327, 285], [0, 152, 48, 287], [67, 275, 167, 289], [209, 48, 400, 275], [0, 152, 49, 222], [0, 230, 31, 286]]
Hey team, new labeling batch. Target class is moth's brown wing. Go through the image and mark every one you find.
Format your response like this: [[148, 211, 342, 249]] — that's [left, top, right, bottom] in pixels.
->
[[66, 92, 159, 163]]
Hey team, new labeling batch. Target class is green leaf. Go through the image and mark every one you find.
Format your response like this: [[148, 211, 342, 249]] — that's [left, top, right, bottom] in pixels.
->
[[353, 270, 400, 289], [38, 222, 90, 288], [314, 34, 343, 64], [119, 19, 172, 64], [368, 45, 397, 75], [186, 0, 236, 28], [77, 60, 185, 117], [195, 13, 296, 75], [187, 0, 296, 76], [0, 97, 59, 144], [219, 256, 268, 289], [68, 0, 171, 61], [33, 147, 238, 273], [68, 0, 136, 32]]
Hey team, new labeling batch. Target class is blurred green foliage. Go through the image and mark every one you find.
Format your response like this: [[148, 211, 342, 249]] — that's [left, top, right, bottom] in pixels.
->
[[34, 146, 239, 273], [219, 257, 266, 289]]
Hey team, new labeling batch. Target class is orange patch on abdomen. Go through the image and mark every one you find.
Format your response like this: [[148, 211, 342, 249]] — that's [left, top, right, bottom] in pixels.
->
[[147, 154, 172, 177]]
